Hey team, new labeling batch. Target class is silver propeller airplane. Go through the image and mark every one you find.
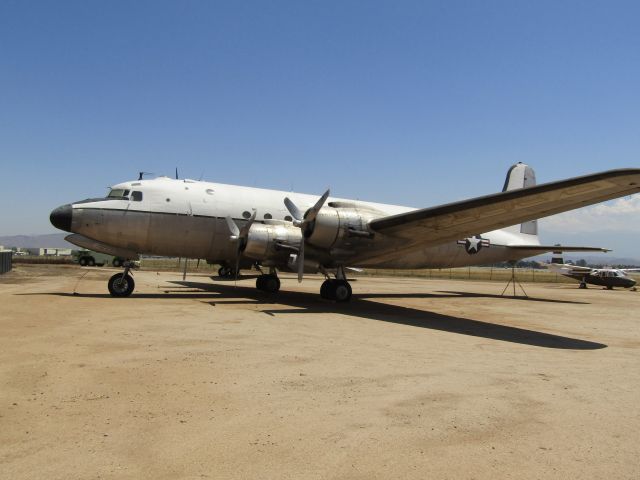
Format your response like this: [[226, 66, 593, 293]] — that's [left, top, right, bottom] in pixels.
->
[[50, 163, 640, 301]]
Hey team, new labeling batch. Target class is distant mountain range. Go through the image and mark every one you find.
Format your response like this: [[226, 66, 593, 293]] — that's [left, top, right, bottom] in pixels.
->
[[2, 233, 639, 266], [0, 233, 74, 249]]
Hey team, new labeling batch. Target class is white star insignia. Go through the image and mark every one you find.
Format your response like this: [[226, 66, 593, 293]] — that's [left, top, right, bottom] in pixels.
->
[[467, 236, 482, 253]]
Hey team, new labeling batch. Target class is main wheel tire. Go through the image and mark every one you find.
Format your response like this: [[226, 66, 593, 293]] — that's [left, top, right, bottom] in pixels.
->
[[579, 282, 587, 289], [320, 280, 332, 299], [108, 273, 135, 297], [333, 280, 352, 302], [79, 257, 88, 266], [320, 280, 352, 302], [112, 258, 122, 268], [219, 266, 235, 278], [256, 275, 280, 293], [87, 257, 96, 267], [263, 275, 280, 293]]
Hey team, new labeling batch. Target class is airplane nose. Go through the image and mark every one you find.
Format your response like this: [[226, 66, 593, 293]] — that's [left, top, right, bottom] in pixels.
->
[[50, 204, 73, 232]]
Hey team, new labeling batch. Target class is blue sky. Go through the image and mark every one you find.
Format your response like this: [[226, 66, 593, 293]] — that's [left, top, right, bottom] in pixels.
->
[[1, 1, 639, 255]]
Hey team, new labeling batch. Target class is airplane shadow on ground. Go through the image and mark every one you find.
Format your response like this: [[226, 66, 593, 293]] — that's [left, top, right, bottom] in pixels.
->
[[21, 281, 605, 350], [172, 280, 605, 350]]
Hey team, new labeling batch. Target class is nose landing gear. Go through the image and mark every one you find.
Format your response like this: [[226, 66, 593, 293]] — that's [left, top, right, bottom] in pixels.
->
[[108, 261, 138, 297]]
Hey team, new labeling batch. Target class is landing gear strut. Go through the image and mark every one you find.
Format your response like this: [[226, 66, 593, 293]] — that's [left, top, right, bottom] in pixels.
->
[[320, 266, 353, 302], [108, 261, 138, 297]]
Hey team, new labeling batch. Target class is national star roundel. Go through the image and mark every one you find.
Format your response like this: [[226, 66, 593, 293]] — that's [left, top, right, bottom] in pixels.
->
[[457, 234, 490, 255]]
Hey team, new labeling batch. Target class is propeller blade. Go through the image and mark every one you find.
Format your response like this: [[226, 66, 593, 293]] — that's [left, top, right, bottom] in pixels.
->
[[226, 210, 257, 283], [284, 190, 330, 283], [234, 244, 241, 283], [225, 216, 240, 238], [239, 210, 257, 237], [305, 189, 330, 223], [297, 238, 305, 283], [284, 197, 303, 222]]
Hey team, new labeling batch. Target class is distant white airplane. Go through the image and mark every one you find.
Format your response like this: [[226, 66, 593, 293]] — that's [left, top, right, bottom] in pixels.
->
[[50, 163, 640, 301], [546, 252, 639, 290]]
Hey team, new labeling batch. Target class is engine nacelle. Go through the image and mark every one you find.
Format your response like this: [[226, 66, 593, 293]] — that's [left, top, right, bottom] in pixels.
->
[[242, 223, 302, 262], [305, 202, 377, 252]]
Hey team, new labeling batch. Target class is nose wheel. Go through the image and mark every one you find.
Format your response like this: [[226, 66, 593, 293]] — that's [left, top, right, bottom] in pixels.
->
[[108, 261, 138, 297]]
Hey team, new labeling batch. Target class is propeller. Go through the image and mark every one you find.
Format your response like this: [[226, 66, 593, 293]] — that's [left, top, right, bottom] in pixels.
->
[[225, 210, 257, 281], [283, 189, 330, 282]]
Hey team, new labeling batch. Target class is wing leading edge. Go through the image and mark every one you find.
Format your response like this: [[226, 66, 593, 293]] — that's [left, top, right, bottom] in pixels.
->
[[368, 169, 640, 247]]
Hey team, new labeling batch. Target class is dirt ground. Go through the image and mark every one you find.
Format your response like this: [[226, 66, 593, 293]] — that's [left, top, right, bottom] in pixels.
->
[[1, 264, 639, 479]]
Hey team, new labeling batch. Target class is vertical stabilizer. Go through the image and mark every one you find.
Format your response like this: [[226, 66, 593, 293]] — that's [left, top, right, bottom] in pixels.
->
[[502, 162, 538, 235]]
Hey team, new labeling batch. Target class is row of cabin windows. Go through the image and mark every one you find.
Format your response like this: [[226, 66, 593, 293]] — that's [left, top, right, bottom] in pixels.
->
[[242, 211, 292, 222]]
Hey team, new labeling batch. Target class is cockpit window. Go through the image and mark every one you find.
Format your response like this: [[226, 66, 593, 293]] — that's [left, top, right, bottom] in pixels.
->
[[108, 189, 130, 199], [131, 191, 143, 202]]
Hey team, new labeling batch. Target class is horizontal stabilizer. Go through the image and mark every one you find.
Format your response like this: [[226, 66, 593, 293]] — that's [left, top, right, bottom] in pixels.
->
[[506, 245, 611, 253]]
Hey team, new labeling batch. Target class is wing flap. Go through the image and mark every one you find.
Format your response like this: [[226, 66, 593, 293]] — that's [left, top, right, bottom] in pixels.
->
[[369, 169, 640, 246]]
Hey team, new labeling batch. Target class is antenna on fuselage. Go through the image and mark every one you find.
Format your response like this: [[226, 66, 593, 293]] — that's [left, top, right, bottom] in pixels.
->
[[175, 168, 179, 180], [138, 172, 153, 180]]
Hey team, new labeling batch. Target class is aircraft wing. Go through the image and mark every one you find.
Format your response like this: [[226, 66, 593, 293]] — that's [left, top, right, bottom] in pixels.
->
[[368, 169, 640, 246]]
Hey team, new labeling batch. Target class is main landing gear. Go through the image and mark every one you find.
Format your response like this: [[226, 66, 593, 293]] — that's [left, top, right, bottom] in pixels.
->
[[218, 266, 237, 278], [320, 266, 352, 302], [108, 261, 138, 297], [250, 265, 354, 301], [320, 279, 352, 301], [256, 273, 280, 293]]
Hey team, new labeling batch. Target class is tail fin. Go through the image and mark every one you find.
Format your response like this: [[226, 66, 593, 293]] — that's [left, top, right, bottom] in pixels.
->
[[502, 162, 538, 235]]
